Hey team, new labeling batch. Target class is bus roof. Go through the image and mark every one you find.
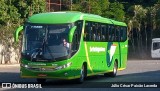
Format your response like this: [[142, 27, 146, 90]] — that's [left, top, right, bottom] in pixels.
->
[[27, 11, 127, 26], [110, 20, 127, 26], [28, 11, 82, 24], [152, 38, 160, 41]]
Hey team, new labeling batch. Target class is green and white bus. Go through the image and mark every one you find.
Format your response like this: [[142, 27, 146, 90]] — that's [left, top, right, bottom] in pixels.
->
[[15, 11, 128, 83]]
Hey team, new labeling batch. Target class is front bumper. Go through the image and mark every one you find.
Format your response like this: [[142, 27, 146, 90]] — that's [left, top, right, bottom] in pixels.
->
[[20, 65, 80, 80]]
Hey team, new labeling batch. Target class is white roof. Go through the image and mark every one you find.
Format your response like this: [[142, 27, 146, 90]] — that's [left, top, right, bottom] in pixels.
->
[[152, 38, 160, 42]]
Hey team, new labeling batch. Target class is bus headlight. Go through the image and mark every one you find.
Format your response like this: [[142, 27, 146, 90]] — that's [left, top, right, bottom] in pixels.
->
[[55, 62, 72, 70], [21, 64, 29, 68]]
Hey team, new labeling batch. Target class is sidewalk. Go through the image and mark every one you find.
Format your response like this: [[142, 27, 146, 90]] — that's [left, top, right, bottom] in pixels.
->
[[0, 64, 20, 67]]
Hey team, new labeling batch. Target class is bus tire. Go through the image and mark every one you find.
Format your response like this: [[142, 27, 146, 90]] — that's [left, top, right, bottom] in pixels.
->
[[104, 61, 118, 77], [37, 78, 46, 84], [77, 64, 85, 83]]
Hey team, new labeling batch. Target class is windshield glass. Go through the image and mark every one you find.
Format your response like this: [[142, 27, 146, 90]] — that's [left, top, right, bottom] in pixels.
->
[[22, 23, 72, 61], [153, 42, 160, 50]]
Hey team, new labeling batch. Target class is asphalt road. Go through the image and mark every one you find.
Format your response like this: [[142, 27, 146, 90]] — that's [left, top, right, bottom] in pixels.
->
[[0, 60, 160, 90]]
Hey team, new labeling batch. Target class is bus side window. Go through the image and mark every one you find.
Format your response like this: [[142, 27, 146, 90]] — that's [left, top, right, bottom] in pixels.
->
[[84, 22, 89, 41], [75, 20, 83, 43], [84, 22, 88, 41], [120, 27, 127, 41], [109, 25, 115, 41], [72, 21, 83, 54], [108, 25, 111, 41], [115, 26, 120, 42], [72, 31, 78, 52], [89, 22, 93, 41], [96, 23, 101, 41], [92, 23, 97, 41], [85, 21, 94, 41], [106, 25, 109, 41], [123, 27, 127, 41], [101, 24, 106, 41], [112, 27, 115, 41]]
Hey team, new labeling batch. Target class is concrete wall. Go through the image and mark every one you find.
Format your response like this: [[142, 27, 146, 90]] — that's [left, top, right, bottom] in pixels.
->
[[0, 38, 20, 64]]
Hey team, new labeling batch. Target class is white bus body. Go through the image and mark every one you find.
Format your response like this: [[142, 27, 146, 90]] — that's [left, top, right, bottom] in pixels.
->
[[151, 38, 160, 58]]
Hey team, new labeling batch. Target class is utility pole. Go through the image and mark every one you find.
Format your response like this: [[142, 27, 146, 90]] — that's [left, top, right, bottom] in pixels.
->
[[89, 0, 90, 13], [60, 0, 61, 11], [49, 0, 50, 12], [70, 0, 72, 10]]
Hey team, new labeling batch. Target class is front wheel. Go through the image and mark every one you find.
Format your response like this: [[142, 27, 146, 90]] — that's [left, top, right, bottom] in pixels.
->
[[104, 61, 118, 77], [76, 65, 85, 83]]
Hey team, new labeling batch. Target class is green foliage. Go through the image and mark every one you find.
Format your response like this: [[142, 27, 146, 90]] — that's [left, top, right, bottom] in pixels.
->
[[155, 4, 160, 29], [14, 0, 46, 20], [72, 1, 89, 12], [0, 0, 46, 25], [0, 0, 20, 25], [89, 0, 102, 15], [107, 2, 125, 21], [0, 0, 46, 48], [72, 0, 125, 21], [0, 0, 7, 24]]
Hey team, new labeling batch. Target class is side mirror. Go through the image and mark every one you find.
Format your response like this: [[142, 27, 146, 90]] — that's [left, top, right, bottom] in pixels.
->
[[68, 26, 77, 43], [14, 26, 23, 42]]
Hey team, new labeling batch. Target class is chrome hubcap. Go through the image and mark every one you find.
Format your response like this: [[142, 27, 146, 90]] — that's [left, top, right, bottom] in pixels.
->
[[80, 66, 84, 81]]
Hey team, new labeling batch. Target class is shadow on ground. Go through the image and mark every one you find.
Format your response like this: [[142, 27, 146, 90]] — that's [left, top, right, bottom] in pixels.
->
[[0, 70, 160, 89]]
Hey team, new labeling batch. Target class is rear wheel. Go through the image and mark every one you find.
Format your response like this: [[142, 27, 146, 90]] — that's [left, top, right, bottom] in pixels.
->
[[37, 78, 46, 84], [104, 61, 118, 77]]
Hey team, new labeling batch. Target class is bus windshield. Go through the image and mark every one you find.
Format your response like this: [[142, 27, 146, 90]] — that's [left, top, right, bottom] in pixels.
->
[[22, 23, 72, 61]]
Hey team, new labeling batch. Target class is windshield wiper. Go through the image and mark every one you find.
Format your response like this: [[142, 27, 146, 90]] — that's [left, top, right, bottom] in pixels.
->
[[42, 27, 56, 61], [30, 48, 42, 61]]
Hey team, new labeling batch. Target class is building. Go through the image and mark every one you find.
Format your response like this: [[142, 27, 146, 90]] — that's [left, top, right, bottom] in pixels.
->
[[46, 0, 72, 11]]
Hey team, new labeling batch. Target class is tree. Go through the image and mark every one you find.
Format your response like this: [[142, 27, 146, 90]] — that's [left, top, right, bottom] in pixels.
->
[[106, 1, 125, 21], [14, 0, 46, 21], [0, 0, 8, 25], [72, 0, 125, 21], [154, 3, 160, 31], [0, 0, 47, 64], [72, 0, 104, 15], [126, 5, 148, 58]]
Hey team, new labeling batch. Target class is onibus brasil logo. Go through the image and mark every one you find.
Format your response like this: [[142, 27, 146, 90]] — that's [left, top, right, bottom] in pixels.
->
[[1, 83, 42, 88]]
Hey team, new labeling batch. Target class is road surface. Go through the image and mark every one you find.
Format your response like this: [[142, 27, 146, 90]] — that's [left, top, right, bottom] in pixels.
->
[[0, 60, 160, 90]]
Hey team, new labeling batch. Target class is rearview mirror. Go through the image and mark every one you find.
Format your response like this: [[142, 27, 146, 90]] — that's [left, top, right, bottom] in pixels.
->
[[69, 26, 77, 43], [14, 26, 23, 42]]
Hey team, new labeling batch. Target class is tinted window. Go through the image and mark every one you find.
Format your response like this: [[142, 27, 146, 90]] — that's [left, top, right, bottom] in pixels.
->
[[71, 20, 83, 54], [153, 42, 160, 50], [84, 21, 127, 42], [120, 27, 127, 42]]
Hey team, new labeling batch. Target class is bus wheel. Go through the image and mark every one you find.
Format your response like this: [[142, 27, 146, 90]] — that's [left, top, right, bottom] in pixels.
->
[[37, 78, 46, 84], [77, 65, 85, 83], [104, 61, 118, 77]]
